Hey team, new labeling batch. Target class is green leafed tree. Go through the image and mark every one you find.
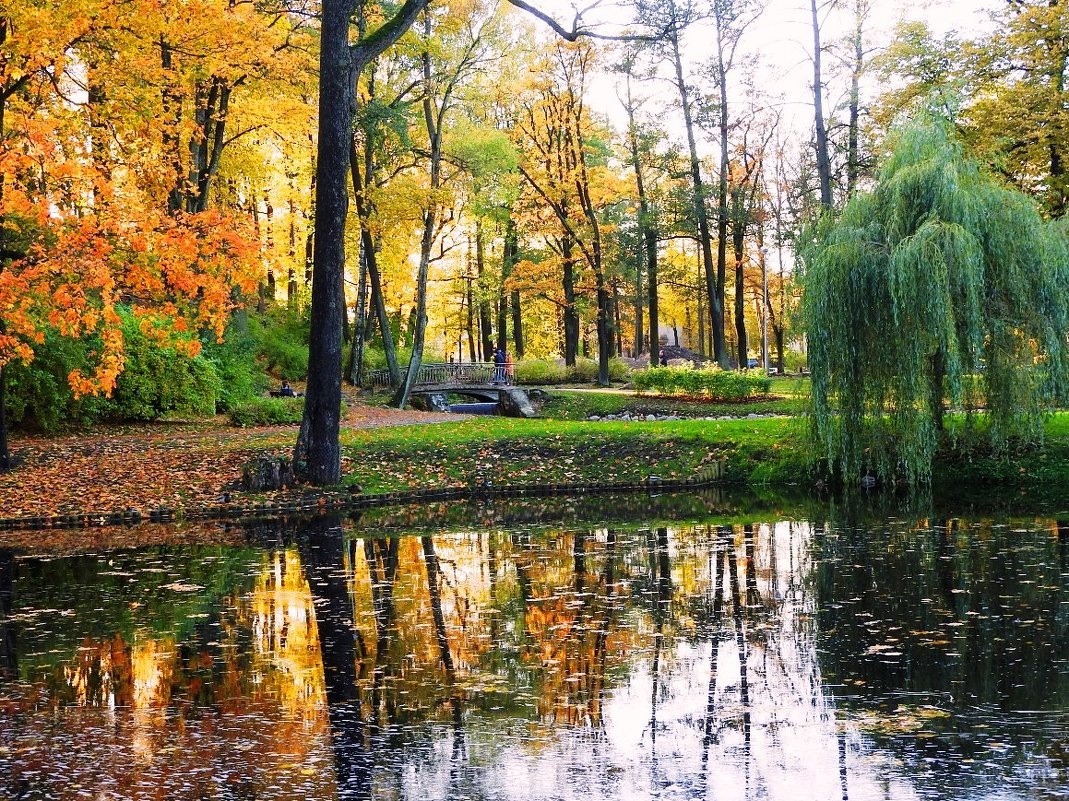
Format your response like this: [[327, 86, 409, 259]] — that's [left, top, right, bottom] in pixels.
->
[[801, 116, 1069, 485]]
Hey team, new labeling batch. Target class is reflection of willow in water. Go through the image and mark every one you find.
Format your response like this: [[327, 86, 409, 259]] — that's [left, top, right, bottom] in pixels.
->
[[813, 515, 1069, 796]]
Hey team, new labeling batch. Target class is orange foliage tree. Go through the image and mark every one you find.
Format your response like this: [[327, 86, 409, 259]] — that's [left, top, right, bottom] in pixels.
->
[[0, 0, 278, 469]]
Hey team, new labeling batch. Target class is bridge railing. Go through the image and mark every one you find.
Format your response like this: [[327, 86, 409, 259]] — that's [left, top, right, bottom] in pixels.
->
[[363, 362, 503, 389]]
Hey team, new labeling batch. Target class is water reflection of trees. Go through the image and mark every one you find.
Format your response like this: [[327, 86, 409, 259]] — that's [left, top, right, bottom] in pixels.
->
[[814, 514, 1069, 797], [3, 510, 1066, 800]]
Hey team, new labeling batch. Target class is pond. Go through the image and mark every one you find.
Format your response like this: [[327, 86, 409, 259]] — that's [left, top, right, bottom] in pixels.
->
[[1, 492, 1067, 800]]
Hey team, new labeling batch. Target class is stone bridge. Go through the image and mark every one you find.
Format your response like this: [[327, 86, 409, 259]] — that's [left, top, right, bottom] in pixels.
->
[[362, 362, 536, 416]]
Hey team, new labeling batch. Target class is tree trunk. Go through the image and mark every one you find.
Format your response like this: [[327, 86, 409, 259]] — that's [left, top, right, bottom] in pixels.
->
[[504, 218, 524, 358], [811, 0, 834, 209], [511, 289, 524, 359], [624, 85, 657, 367], [0, 363, 9, 471], [421, 536, 455, 682], [931, 348, 946, 432], [300, 517, 371, 798], [392, 207, 434, 409], [563, 238, 579, 366], [393, 33, 443, 409], [345, 245, 369, 385], [715, 22, 732, 368], [476, 223, 494, 361], [671, 23, 725, 366], [733, 219, 748, 368], [293, 0, 354, 485], [350, 143, 400, 384], [846, 0, 864, 195], [466, 279, 477, 361]]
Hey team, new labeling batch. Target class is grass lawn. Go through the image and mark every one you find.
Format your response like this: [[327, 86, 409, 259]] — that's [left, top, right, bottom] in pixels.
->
[[340, 415, 814, 493]]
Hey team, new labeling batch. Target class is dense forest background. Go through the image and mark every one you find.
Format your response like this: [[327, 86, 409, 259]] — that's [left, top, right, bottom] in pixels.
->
[[1, 0, 1065, 440]]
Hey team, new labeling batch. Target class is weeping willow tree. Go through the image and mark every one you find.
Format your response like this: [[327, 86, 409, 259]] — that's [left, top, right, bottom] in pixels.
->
[[801, 117, 1069, 485]]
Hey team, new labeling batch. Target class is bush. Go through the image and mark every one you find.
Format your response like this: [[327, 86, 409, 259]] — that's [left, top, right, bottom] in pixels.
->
[[108, 316, 220, 420], [6, 313, 221, 429], [608, 357, 632, 382], [249, 307, 309, 380], [568, 358, 599, 382], [228, 397, 304, 427], [513, 359, 568, 385], [359, 345, 450, 375], [633, 366, 771, 399], [201, 321, 271, 412], [4, 333, 111, 431]]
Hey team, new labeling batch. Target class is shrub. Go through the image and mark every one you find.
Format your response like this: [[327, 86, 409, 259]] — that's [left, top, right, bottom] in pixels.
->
[[201, 322, 271, 412], [107, 317, 220, 420], [249, 307, 309, 380], [7, 313, 221, 429], [633, 366, 771, 399], [4, 333, 111, 431], [567, 358, 599, 382], [359, 345, 450, 375], [513, 359, 568, 385], [608, 357, 632, 382], [228, 397, 304, 427]]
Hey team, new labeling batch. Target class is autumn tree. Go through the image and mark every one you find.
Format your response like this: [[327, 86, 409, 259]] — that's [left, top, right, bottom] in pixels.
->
[[513, 40, 620, 385], [616, 52, 664, 366], [877, 2, 1069, 218], [299, 0, 658, 482], [0, 0, 271, 470], [391, 3, 503, 409]]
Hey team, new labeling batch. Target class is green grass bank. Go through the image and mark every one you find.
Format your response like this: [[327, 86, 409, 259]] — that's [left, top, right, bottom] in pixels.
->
[[339, 398, 1069, 498]]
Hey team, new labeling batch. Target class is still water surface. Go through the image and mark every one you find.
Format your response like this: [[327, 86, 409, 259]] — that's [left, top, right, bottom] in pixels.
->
[[1, 495, 1067, 800]]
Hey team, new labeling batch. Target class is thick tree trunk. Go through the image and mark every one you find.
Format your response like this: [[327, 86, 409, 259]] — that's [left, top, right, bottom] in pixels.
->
[[300, 516, 372, 798], [293, 0, 354, 485]]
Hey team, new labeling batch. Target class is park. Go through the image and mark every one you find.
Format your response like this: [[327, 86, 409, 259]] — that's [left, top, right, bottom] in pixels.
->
[[1, 0, 1069, 798]]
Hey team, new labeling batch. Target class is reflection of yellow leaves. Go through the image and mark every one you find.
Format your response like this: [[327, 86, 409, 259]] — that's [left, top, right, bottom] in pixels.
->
[[856, 705, 951, 736]]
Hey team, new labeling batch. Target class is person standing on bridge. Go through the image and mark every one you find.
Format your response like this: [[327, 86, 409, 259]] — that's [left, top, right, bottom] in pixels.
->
[[505, 351, 514, 385], [492, 347, 506, 384]]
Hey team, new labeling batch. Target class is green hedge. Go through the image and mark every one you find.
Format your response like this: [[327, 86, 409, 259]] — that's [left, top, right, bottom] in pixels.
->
[[632, 367, 771, 399], [513, 359, 568, 385], [228, 397, 304, 427], [514, 357, 632, 385]]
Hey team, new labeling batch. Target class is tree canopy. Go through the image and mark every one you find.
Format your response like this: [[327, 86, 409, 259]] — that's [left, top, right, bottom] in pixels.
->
[[802, 116, 1069, 485]]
